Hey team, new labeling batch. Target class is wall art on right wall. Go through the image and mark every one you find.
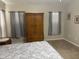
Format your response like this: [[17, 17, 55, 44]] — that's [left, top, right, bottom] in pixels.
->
[[74, 15, 79, 24]]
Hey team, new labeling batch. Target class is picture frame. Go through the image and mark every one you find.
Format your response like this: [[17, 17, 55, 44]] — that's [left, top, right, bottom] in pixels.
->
[[74, 15, 79, 24]]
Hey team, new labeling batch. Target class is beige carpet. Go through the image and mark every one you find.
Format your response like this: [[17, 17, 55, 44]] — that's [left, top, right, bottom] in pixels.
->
[[48, 40, 79, 59]]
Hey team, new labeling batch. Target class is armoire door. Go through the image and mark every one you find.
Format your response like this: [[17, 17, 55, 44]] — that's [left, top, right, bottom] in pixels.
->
[[24, 13, 44, 42]]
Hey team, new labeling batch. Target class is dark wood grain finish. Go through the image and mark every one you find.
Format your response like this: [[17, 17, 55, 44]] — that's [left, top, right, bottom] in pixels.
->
[[24, 13, 44, 42]]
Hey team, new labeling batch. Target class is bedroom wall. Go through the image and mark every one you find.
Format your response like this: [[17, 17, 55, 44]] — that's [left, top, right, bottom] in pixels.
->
[[6, 3, 65, 40], [0, 0, 5, 9], [64, 0, 79, 45]]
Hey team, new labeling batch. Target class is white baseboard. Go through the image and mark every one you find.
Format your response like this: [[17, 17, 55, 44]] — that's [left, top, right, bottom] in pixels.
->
[[64, 38, 79, 47], [44, 38, 64, 41], [45, 38, 79, 47]]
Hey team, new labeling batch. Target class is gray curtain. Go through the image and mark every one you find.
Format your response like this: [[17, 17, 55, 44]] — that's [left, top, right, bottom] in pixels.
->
[[48, 12, 61, 35], [10, 11, 25, 38], [48, 12, 52, 35], [0, 10, 7, 38]]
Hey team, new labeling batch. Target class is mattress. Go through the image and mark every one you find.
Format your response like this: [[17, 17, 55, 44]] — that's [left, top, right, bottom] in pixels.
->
[[0, 41, 63, 59]]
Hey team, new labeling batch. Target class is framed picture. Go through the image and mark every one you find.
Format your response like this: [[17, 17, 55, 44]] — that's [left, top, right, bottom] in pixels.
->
[[74, 15, 79, 24]]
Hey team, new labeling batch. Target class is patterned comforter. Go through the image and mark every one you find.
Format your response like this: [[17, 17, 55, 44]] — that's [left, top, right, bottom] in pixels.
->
[[0, 41, 63, 59]]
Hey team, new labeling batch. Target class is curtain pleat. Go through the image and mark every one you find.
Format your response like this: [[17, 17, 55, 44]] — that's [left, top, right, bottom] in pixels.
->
[[59, 12, 61, 34], [10, 12, 16, 37], [19, 13, 24, 36], [48, 12, 53, 35], [15, 12, 21, 37]]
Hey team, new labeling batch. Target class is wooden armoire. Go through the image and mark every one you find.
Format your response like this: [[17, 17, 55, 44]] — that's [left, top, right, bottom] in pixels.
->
[[24, 13, 44, 42]]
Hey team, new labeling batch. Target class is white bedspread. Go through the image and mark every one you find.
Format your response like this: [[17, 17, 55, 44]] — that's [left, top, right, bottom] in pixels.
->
[[0, 41, 63, 59]]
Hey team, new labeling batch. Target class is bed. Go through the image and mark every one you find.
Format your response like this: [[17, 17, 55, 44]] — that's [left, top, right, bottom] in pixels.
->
[[0, 41, 63, 59]]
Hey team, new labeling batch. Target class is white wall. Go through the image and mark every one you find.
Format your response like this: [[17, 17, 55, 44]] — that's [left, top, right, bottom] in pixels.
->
[[64, 0, 79, 45], [0, 0, 5, 9], [6, 3, 65, 40]]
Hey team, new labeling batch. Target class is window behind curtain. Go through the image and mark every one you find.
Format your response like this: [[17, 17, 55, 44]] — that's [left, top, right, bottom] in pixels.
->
[[0, 10, 7, 38], [48, 12, 61, 35]]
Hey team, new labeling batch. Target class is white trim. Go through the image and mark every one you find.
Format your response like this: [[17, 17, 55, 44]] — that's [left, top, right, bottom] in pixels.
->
[[44, 38, 64, 41], [64, 38, 79, 47]]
